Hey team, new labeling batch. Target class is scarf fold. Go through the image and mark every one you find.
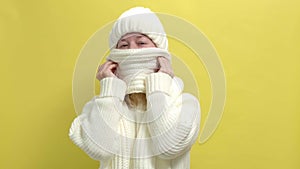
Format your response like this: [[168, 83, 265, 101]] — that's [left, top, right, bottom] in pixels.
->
[[107, 47, 171, 94]]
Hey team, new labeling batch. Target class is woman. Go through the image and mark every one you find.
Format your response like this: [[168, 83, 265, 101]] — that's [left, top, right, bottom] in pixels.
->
[[69, 7, 200, 169]]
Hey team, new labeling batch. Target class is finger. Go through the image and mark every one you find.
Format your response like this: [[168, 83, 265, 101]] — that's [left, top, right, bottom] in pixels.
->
[[98, 64, 104, 71], [107, 63, 118, 71], [110, 63, 118, 75], [157, 56, 164, 69], [157, 56, 174, 77], [158, 56, 169, 65], [157, 56, 164, 65], [98, 61, 110, 71], [98, 61, 116, 72], [158, 57, 170, 69]]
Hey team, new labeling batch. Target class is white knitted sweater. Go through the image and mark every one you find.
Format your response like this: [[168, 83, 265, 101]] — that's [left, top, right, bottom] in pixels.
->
[[69, 72, 201, 169]]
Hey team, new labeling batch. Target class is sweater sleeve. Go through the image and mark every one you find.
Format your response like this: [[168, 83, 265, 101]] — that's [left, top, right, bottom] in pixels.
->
[[145, 72, 201, 159], [69, 77, 127, 161]]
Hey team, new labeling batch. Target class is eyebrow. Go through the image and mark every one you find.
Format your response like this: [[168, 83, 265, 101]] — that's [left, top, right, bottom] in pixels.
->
[[120, 35, 144, 41]]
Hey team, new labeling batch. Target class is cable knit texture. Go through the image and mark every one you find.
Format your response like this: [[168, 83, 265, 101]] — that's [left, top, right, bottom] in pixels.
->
[[107, 47, 171, 94], [69, 6, 200, 169], [109, 7, 168, 50], [69, 72, 201, 169]]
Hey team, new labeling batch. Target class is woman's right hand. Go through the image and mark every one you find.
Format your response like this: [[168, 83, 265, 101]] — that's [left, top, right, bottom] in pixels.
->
[[96, 61, 118, 81]]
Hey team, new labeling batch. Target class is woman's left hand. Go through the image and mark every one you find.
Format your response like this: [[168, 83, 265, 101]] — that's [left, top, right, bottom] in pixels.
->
[[157, 56, 174, 78]]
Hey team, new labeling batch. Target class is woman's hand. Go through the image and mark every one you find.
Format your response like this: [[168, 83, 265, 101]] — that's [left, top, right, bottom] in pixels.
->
[[96, 61, 118, 81], [157, 56, 174, 78]]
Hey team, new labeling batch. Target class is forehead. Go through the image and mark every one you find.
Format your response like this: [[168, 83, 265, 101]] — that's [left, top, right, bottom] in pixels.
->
[[119, 32, 150, 41]]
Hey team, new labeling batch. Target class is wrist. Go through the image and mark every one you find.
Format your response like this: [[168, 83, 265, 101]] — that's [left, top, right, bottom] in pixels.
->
[[99, 77, 127, 100], [145, 72, 173, 96]]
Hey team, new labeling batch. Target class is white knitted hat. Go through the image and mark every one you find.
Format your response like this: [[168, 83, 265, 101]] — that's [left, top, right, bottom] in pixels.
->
[[109, 7, 168, 49]]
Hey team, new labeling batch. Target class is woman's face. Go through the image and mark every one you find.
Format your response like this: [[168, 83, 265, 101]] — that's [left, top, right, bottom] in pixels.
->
[[116, 33, 156, 49]]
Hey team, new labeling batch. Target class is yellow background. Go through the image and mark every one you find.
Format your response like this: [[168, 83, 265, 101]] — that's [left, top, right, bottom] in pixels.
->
[[1, 0, 299, 169]]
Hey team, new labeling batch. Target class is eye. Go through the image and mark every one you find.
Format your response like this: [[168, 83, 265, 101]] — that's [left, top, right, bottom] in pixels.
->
[[118, 43, 128, 49], [138, 41, 147, 45]]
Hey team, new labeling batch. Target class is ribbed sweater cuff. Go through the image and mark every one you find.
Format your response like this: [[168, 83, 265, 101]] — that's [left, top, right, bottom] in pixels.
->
[[99, 77, 127, 100], [145, 72, 173, 96]]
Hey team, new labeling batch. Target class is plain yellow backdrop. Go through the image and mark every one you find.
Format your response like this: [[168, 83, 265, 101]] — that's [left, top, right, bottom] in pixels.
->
[[1, 0, 299, 169]]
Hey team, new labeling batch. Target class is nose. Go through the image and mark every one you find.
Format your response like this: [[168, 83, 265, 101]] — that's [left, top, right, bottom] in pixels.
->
[[129, 42, 139, 49]]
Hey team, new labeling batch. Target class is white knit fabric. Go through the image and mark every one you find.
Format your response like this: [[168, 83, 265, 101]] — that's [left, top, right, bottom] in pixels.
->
[[109, 7, 168, 50], [69, 6, 201, 169], [107, 47, 171, 94], [69, 73, 201, 169]]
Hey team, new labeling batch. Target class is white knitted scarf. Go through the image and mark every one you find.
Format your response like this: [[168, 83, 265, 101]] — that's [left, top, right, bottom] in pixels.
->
[[107, 47, 171, 94]]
